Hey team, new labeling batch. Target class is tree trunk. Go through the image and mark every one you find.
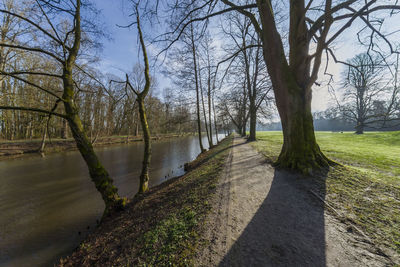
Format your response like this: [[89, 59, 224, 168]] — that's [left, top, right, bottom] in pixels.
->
[[274, 81, 330, 174], [64, 101, 123, 212], [248, 99, 257, 141], [212, 95, 219, 143], [236, 125, 242, 136], [38, 127, 46, 154], [241, 116, 246, 137], [256, 0, 332, 173], [355, 121, 364, 134], [137, 97, 151, 194], [63, 66, 122, 214], [134, 12, 152, 195], [135, 111, 139, 136], [198, 65, 211, 147], [61, 118, 68, 139], [191, 24, 205, 152], [207, 95, 213, 146], [207, 78, 213, 146]]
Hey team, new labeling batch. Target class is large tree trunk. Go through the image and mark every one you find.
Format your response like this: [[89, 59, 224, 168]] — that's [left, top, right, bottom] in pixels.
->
[[63, 66, 122, 214], [64, 100, 122, 212], [273, 80, 330, 173], [256, 1, 331, 173], [137, 97, 151, 194], [355, 120, 364, 134]]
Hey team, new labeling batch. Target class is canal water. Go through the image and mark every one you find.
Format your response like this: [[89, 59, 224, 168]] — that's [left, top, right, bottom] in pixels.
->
[[0, 134, 224, 266]]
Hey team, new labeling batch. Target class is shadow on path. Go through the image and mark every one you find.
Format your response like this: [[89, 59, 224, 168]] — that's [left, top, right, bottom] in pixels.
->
[[219, 144, 328, 266]]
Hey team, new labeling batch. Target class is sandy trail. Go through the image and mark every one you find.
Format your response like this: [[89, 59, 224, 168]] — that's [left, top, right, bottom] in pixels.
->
[[197, 137, 391, 267]]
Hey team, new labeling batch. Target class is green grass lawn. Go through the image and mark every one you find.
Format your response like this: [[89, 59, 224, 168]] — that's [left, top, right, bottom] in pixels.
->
[[253, 131, 400, 185], [251, 131, 400, 256]]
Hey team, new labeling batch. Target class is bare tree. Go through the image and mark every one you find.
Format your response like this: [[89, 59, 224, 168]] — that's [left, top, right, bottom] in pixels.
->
[[0, 0, 124, 215], [339, 53, 385, 134], [118, 2, 153, 194], [160, 0, 400, 173]]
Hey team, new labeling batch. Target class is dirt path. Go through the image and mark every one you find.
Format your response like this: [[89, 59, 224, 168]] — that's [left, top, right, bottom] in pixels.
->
[[197, 137, 391, 266]]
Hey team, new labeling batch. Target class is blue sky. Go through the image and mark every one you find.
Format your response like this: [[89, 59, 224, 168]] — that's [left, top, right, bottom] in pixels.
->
[[92, 1, 400, 112], [94, 0, 139, 75], [93, 0, 343, 111]]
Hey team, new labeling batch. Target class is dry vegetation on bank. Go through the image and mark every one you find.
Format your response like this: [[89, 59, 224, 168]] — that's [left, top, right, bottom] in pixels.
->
[[58, 135, 233, 266]]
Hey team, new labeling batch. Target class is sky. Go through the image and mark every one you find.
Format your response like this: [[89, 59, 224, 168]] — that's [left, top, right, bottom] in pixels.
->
[[93, 0, 399, 113], [93, 1, 139, 75]]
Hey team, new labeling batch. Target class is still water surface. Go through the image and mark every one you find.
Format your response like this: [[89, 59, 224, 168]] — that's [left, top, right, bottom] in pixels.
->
[[0, 134, 223, 266]]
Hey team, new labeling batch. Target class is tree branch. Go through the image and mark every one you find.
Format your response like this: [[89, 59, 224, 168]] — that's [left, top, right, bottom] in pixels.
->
[[0, 106, 67, 118]]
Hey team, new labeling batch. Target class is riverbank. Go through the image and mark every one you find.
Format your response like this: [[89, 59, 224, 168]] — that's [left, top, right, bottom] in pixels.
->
[[58, 135, 233, 266], [0, 133, 193, 160]]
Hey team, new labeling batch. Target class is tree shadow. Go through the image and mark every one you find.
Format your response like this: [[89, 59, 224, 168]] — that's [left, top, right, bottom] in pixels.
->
[[219, 167, 328, 266]]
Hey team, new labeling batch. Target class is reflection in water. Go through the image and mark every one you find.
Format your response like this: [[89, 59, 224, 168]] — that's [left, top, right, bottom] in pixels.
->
[[0, 134, 223, 267]]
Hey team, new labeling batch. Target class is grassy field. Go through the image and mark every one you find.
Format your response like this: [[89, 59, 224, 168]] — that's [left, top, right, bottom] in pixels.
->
[[251, 131, 400, 256]]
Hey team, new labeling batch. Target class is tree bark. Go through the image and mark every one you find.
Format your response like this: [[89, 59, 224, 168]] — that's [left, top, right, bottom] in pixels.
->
[[273, 80, 330, 173], [248, 97, 257, 141], [134, 9, 152, 194], [355, 121, 364, 134], [61, 118, 68, 139], [190, 24, 205, 152], [207, 76, 213, 146], [199, 68, 211, 146], [63, 80, 122, 213], [61, 0, 123, 214], [38, 127, 46, 154], [255, 0, 331, 173], [137, 97, 151, 193], [135, 111, 139, 136], [212, 93, 219, 143], [241, 119, 246, 137]]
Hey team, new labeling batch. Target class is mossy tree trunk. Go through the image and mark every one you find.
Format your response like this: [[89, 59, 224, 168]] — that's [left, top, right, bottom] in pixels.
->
[[273, 80, 330, 173], [123, 8, 152, 194], [64, 96, 122, 212], [62, 1, 122, 214], [137, 96, 151, 193], [0, 0, 124, 215], [256, 0, 333, 173]]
